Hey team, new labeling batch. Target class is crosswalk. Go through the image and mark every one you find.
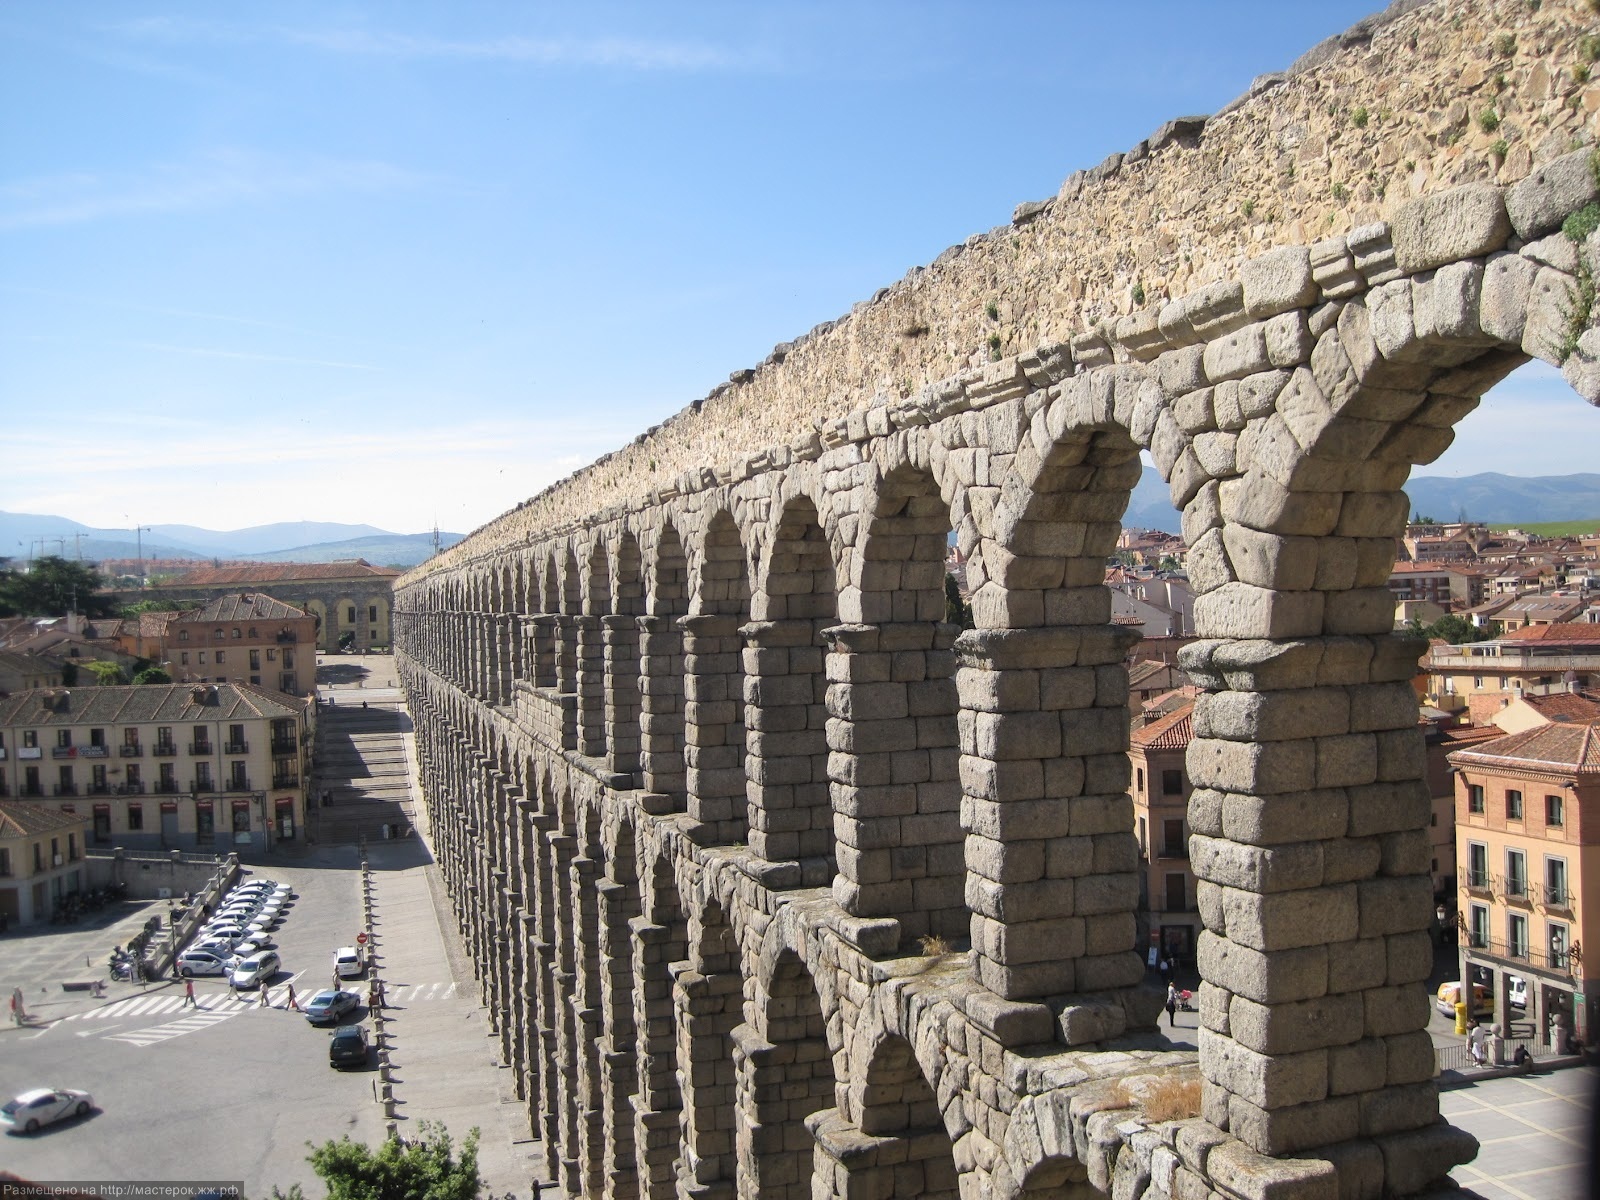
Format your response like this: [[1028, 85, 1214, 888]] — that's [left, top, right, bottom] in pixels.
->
[[54, 979, 462, 1045]]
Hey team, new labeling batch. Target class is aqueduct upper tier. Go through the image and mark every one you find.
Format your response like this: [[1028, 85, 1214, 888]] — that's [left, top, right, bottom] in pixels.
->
[[394, 1, 1600, 1196]]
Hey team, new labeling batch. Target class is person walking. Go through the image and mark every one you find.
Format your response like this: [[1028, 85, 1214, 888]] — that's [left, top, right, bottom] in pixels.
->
[[184, 979, 197, 1008], [1165, 982, 1179, 1028], [259, 984, 271, 1008], [285, 984, 300, 1012]]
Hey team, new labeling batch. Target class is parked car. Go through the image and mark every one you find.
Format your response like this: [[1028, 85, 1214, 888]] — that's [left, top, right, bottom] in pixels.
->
[[229, 951, 281, 990], [335, 946, 365, 980], [176, 950, 229, 978], [328, 1024, 369, 1069], [221, 943, 266, 972], [1, 1088, 93, 1134], [1508, 975, 1529, 1010], [1436, 981, 1494, 1018], [304, 990, 361, 1025]]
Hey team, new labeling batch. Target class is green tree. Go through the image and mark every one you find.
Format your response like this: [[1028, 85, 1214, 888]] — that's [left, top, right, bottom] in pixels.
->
[[82, 660, 129, 685], [131, 666, 172, 685], [944, 572, 974, 630], [1421, 614, 1490, 644], [0, 556, 118, 618], [274, 1122, 484, 1200]]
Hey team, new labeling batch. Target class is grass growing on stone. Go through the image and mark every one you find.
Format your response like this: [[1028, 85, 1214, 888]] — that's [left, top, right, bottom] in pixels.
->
[[1139, 1077, 1204, 1122]]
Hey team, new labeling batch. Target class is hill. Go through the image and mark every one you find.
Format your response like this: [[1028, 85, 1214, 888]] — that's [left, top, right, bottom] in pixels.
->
[[242, 533, 464, 567]]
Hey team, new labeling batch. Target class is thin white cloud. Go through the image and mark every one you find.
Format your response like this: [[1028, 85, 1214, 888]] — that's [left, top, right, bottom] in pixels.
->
[[124, 341, 385, 372], [0, 149, 426, 232], [100, 16, 745, 72]]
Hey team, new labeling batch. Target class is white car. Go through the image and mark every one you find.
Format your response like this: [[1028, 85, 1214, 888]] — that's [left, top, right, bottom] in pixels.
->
[[335, 946, 365, 980], [1, 1088, 93, 1134], [221, 942, 265, 971], [176, 950, 229, 977], [229, 951, 281, 990]]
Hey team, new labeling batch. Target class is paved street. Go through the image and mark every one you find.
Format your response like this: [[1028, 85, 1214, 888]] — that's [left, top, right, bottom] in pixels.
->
[[1443, 1066, 1598, 1199]]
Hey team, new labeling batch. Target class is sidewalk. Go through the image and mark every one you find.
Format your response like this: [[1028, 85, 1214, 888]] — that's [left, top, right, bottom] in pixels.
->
[[364, 844, 548, 1195]]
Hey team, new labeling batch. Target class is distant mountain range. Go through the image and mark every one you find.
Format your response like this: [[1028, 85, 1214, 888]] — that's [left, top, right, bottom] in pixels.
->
[[1121, 470, 1600, 535], [0, 512, 464, 569]]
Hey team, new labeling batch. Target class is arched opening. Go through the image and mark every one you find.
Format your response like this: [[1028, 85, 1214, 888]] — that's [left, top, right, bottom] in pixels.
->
[[830, 1034, 956, 1199], [607, 532, 646, 782], [834, 462, 965, 944], [635, 856, 688, 1200], [580, 537, 612, 758], [600, 818, 643, 1196], [642, 523, 690, 805], [961, 416, 1146, 1006], [748, 496, 837, 880], [685, 510, 752, 844], [677, 899, 743, 1194], [742, 948, 838, 1197]]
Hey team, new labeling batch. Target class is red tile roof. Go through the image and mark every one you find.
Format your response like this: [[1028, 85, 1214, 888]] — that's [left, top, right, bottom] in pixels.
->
[[159, 561, 400, 587], [1131, 701, 1194, 751], [1499, 622, 1600, 644], [1446, 722, 1600, 774], [0, 800, 88, 838]]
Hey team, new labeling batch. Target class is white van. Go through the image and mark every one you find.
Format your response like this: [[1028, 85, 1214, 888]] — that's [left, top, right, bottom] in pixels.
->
[[335, 946, 365, 980], [1508, 975, 1528, 1010]]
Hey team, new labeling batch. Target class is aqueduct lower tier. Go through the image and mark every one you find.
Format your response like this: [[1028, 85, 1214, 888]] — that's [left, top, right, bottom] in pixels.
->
[[393, 2, 1600, 1193]]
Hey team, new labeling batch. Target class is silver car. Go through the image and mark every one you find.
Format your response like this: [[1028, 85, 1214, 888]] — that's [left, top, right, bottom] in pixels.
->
[[229, 950, 281, 990], [2, 1088, 93, 1134]]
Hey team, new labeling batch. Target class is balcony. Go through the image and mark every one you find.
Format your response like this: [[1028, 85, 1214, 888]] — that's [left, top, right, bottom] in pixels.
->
[[155, 781, 180, 795], [119, 744, 143, 758], [1504, 876, 1531, 906], [276, 631, 298, 644], [1463, 935, 1576, 973], [272, 774, 299, 789], [1544, 886, 1572, 912], [52, 784, 77, 796], [20, 786, 43, 798], [271, 736, 298, 754], [189, 742, 213, 756], [152, 743, 178, 758], [116, 783, 145, 796], [225, 779, 252, 792], [1160, 844, 1189, 859], [1465, 870, 1492, 894], [87, 783, 110, 796], [224, 740, 249, 754]]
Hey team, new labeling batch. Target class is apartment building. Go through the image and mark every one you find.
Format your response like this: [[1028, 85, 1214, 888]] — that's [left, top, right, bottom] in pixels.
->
[[0, 801, 89, 928], [1447, 723, 1597, 1045], [1129, 702, 1198, 967], [155, 593, 317, 696], [0, 683, 311, 855], [1423, 623, 1600, 724]]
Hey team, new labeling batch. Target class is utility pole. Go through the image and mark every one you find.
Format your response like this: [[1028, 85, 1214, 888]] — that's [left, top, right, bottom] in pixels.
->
[[69, 532, 88, 561], [133, 525, 151, 589]]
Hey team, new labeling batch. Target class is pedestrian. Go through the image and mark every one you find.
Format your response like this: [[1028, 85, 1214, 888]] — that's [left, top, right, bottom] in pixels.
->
[[184, 979, 197, 1007], [285, 984, 300, 1012], [259, 985, 271, 1008], [361, 700, 368, 710], [8, 989, 16, 1026], [1165, 982, 1178, 1028]]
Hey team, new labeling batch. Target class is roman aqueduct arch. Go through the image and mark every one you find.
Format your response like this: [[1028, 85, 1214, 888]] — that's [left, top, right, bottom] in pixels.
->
[[394, 1, 1600, 1195]]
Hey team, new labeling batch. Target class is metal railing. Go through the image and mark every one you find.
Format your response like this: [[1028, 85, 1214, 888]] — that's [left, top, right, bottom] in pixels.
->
[[153, 743, 178, 757], [119, 744, 143, 757], [224, 741, 248, 754], [189, 742, 212, 756]]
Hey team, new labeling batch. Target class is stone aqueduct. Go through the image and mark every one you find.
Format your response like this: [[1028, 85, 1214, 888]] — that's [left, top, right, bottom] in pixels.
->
[[393, 2, 1600, 1196]]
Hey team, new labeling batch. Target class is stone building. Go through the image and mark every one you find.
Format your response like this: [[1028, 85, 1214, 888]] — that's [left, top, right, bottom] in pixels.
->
[[0, 684, 312, 854], [0, 800, 89, 928], [389, 1, 1600, 1196], [137, 560, 398, 652]]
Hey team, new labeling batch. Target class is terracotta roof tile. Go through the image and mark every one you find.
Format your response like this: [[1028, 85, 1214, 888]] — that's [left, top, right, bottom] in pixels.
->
[[0, 800, 87, 838], [1446, 722, 1600, 773], [157, 560, 400, 587], [1131, 701, 1194, 751]]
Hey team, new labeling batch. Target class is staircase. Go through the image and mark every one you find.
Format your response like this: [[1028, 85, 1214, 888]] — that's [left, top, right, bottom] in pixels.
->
[[311, 699, 415, 845]]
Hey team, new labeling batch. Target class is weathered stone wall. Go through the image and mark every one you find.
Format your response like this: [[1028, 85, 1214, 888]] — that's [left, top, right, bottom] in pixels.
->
[[394, 1, 1600, 1197], [408, 0, 1599, 572]]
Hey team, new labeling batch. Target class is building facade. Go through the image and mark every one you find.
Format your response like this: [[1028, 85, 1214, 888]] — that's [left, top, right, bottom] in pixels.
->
[[162, 593, 317, 696], [1447, 724, 1598, 1046], [1128, 702, 1198, 967], [1423, 624, 1600, 723], [0, 684, 311, 854], [0, 801, 90, 928], [135, 560, 399, 652]]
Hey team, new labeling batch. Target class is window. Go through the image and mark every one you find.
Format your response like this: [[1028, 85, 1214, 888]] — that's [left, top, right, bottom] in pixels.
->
[[250, 650, 261, 670], [178, 629, 189, 642], [1546, 793, 1565, 827], [56, 729, 71, 748], [180, 652, 189, 666], [215, 650, 225, 664], [67, 834, 77, 860], [1467, 843, 1489, 889], [1473, 675, 1484, 689], [198, 651, 207, 665], [1164, 873, 1187, 912], [122, 728, 138, 748], [368, 605, 377, 623], [1161, 769, 1184, 796], [1549, 923, 1570, 969], [23, 767, 39, 796], [283, 649, 294, 668], [1136, 768, 1145, 795], [159, 763, 176, 790], [250, 676, 261, 685], [195, 762, 212, 791], [232, 804, 250, 833], [232, 628, 241, 639], [1505, 849, 1527, 898], [230, 761, 248, 789], [0, 848, 9, 876], [346, 607, 356, 624], [1467, 784, 1485, 814], [196, 802, 213, 839], [22, 730, 36, 748], [1162, 818, 1187, 858], [1546, 857, 1570, 908], [89, 728, 105, 747], [248, 627, 257, 638], [266, 648, 277, 661], [213, 628, 224, 640], [57, 766, 74, 794], [1506, 789, 1523, 820], [1507, 913, 1528, 959], [90, 765, 107, 793], [128, 804, 143, 831], [1138, 816, 1147, 854]]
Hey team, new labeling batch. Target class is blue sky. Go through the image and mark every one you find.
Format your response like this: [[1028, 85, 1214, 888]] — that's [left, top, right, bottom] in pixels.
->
[[0, 2, 1585, 537]]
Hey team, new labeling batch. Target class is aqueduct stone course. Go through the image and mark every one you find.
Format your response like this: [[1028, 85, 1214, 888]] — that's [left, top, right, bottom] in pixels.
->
[[394, 1, 1600, 1195]]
